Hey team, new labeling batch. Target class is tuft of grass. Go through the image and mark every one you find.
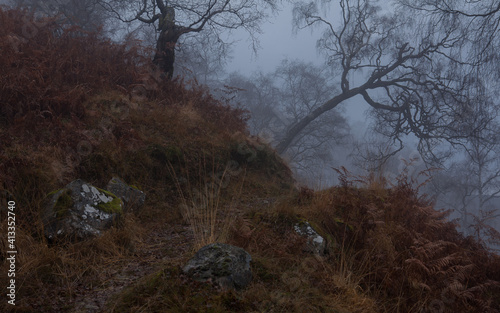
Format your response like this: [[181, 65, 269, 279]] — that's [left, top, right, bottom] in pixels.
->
[[170, 156, 245, 251]]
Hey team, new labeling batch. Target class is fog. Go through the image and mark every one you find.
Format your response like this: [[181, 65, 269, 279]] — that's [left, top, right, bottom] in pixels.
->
[[227, 3, 321, 75]]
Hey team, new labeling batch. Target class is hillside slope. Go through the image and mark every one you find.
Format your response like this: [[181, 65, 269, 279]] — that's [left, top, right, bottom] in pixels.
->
[[1, 8, 500, 313]]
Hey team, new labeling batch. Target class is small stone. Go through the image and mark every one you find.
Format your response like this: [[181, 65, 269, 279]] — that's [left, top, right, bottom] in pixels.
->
[[294, 221, 328, 256], [82, 184, 90, 193]]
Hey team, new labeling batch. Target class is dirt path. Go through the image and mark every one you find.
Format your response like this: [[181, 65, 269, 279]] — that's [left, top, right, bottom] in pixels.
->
[[70, 223, 193, 313]]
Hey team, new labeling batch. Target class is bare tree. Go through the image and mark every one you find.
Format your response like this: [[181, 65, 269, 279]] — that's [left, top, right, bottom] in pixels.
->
[[275, 0, 472, 161], [99, 0, 276, 79], [350, 131, 404, 174], [224, 71, 282, 137], [385, 0, 500, 246]]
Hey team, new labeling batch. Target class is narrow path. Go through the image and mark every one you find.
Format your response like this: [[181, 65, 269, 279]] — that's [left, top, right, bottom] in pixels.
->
[[71, 223, 193, 313]]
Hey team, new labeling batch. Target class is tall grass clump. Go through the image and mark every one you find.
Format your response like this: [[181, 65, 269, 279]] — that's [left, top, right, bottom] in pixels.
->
[[169, 156, 245, 250]]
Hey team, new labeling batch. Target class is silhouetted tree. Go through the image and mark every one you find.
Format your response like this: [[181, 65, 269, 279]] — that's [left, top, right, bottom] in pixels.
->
[[276, 0, 473, 161], [398, 0, 500, 68]]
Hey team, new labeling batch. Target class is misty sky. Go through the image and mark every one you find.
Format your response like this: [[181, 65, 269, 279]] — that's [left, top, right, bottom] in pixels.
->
[[227, 4, 321, 75]]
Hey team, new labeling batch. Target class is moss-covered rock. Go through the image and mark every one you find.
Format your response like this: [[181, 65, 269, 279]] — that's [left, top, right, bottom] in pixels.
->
[[294, 219, 329, 256], [42, 179, 123, 242]]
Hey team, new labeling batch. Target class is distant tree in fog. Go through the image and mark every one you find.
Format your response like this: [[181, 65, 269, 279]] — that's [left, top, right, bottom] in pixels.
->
[[350, 132, 403, 174], [225, 71, 281, 137], [430, 74, 500, 237], [226, 59, 350, 181]]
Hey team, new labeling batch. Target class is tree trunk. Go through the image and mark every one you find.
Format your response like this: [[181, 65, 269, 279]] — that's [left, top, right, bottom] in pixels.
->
[[153, 27, 181, 79]]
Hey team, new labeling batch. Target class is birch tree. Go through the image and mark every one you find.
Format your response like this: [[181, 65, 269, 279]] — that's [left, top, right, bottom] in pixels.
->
[[276, 0, 471, 162]]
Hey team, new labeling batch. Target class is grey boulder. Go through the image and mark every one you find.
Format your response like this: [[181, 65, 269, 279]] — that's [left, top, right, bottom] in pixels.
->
[[183, 243, 252, 290], [43, 179, 123, 242]]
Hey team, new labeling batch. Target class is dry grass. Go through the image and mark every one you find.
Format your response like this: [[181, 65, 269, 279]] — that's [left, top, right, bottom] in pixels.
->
[[0, 216, 144, 311], [292, 168, 500, 312], [170, 158, 246, 250], [76, 163, 500, 313]]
